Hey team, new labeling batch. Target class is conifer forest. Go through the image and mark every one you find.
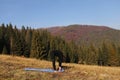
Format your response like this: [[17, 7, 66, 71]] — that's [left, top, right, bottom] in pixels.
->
[[0, 23, 120, 66]]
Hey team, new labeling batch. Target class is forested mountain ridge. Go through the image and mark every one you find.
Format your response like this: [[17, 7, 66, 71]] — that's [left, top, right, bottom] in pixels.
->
[[47, 25, 120, 46]]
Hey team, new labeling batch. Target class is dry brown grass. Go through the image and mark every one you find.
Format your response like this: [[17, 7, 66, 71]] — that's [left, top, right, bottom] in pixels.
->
[[0, 54, 120, 80]]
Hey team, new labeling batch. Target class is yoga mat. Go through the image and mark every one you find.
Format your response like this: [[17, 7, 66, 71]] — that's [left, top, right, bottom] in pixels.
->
[[24, 68, 64, 72]]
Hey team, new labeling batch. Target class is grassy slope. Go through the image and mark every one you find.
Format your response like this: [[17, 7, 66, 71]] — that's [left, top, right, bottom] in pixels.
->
[[0, 55, 120, 80]]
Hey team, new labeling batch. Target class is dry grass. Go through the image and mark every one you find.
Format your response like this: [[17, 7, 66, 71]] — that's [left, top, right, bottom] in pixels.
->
[[0, 54, 120, 80]]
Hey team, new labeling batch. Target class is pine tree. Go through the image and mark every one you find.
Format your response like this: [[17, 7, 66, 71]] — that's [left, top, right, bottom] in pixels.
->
[[0, 26, 3, 53], [98, 48, 104, 66], [107, 42, 119, 66], [78, 45, 85, 64], [30, 30, 50, 59], [20, 26, 30, 57], [6, 23, 14, 54], [2, 45, 7, 54], [87, 44, 97, 64], [117, 46, 120, 66], [24, 27, 32, 57], [69, 40, 79, 63], [0, 24, 5, 53], [100, 42, 109, 65], [38, 29, 50, 59], [11, 26, 23, 56]]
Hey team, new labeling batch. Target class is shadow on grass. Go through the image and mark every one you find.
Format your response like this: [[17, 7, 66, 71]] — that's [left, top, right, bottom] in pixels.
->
[[62, 66, 74, 70]]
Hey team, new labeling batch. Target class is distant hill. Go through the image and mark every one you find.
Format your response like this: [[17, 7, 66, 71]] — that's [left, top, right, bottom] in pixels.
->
[[47, 25, 120, 46]]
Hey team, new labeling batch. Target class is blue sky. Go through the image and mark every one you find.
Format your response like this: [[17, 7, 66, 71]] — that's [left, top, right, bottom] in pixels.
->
[[0, 0, 120, 29]]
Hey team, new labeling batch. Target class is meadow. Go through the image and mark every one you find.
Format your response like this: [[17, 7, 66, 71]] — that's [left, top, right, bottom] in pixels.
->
[[0, 54, 120, 80]]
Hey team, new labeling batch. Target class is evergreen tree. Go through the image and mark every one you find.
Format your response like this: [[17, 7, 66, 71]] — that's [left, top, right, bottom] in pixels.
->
[[6, 23, 14, 54], [117, 46, 120, 66], [24, 27, 32, 57], [100, 42, 109, 65], [0, 24, 5, 53], [98, 48, 104, 65], [78, 44, 91, 64], [20, 26, 30, 57], [30, 30, 38, 58], [30, 30, 50, 59], [87, 44, 97, 64], [69, 40, 79, 63], [107, 42, 119, 66], [2, 45, 7, 54], [11, 26, 23, 56]]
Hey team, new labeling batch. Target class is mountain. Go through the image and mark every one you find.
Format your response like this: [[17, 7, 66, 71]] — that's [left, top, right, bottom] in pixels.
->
[[47, 24, 120, 46]]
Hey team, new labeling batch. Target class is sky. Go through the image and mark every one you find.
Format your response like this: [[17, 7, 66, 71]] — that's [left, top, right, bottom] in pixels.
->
[[0, 0, 120, 29]]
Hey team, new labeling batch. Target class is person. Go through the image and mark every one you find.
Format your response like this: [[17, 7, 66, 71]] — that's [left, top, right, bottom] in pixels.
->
[[50, 50, 63, 71]]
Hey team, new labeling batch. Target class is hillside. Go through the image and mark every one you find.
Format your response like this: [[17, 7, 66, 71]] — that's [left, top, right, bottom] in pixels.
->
[[0, 55, 120, 80], [47, 25, 120, 46], [1, 24, 120, 65]]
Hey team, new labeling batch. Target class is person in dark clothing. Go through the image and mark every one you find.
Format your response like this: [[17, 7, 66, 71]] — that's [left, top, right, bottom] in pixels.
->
[[50, 50, 63, 71]]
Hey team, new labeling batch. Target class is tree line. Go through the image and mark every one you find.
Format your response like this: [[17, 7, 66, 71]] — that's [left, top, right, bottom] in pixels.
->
[[0, 23, 120, 66]]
